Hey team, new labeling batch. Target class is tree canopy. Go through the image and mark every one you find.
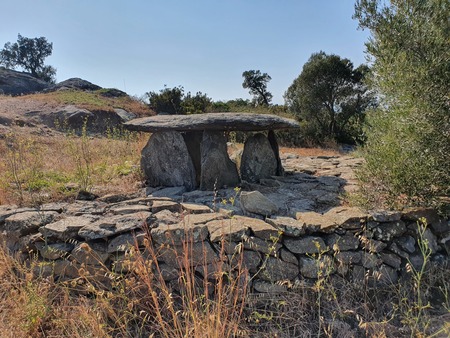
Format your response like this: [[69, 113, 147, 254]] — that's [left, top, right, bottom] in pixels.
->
[[146, 86, 212, 115], [354, 0, 450, 207], [146, 86, 184, 115], [0, 34, 56, 83], [182, 91, 212, 115], [242, 70, 273, 106], [284, 51, 375, 144]]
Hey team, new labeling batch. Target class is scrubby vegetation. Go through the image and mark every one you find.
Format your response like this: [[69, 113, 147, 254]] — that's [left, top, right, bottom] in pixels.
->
[[146, 86, 212, 115], [353, 0, 450, 209]]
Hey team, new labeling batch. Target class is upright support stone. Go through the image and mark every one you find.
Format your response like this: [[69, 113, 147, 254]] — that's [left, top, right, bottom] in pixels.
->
[[240, 133, 278, 183], [183, 131, 203, 186], [268, 130, 284, 176], [200, 131, 240, 190], [141, 131, 196, 190]]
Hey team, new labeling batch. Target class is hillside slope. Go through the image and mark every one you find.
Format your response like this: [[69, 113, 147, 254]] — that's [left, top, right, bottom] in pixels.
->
[[0, 75, 154, 136]]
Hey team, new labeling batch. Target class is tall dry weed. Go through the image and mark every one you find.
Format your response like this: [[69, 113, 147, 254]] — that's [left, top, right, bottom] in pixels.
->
[[0, 129, 147, 206]]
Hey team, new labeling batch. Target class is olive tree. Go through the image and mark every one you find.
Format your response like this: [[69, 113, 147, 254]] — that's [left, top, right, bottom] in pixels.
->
[[354, 0, 450, 207]]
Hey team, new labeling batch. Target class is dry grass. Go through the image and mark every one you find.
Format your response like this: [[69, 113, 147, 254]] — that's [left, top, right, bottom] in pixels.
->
[[0, 130, 341, 207], [0, 246, 114, 337], [0, 129, 148, 206], [26, 90, 154, 116], [229, 143, 341, 157], [279, 146, 341, 157], [0, 223, 251, 338], [0, 229, 448, 338], [0, 129, 448, 337], [0, 91, 154, 126]]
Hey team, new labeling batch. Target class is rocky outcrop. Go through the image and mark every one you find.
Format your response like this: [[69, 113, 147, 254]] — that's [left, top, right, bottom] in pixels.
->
[[34, 105, 136, 134], [98, 88, 127, 98], [0, 72, 141, 135], [0, 67, 50, 95], [46, 79, 127, 96], [48, 78, 101, 92], [282, 154, 364, 194]]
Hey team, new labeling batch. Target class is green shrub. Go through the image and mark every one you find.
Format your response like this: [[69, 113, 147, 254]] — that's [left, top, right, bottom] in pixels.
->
[[354, 0, 450, 208], [285, 51, 375, 145]]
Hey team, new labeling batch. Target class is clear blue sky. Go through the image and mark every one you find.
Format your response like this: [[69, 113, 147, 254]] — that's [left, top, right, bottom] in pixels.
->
[[0, 0, 369, 104]]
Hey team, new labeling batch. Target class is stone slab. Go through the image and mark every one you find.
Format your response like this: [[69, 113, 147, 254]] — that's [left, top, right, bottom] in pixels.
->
[[181, 203, 213, 214], [124, 113, 299, 132], [39, 216, 96, 241], [206, 218, 250, 242], [199, 131, 240, 190], [141, 131, 196, 190], [240, 133, 278, 183], [151, 222, 209, 245], [260, 257, 299, 282], [108, 231, 146, 253], [266, 216, 306, 237], [78, 212, 152, 240], [233, 215, 279, 240], [240, 191, 278, 216], [4, 211, 59, 236]]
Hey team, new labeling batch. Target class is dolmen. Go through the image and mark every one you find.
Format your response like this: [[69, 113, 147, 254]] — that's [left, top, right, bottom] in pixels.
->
[[124, 113, 299, 191]]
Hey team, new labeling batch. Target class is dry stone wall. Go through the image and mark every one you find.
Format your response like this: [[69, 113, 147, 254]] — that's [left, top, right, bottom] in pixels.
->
[[1, 194, 448, 293]]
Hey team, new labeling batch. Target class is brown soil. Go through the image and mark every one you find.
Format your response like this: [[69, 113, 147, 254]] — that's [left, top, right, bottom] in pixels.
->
[[0, 95, 58, 116], [279, 146, 341, 157]]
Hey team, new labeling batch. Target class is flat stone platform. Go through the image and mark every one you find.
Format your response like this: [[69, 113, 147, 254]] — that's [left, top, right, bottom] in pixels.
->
[[123, 112, 299, 132]]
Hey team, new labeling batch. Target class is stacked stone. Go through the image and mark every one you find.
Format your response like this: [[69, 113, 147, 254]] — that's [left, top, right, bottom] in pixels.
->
[[141, 130, 283, 191], [1, 194, 448, 293]]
